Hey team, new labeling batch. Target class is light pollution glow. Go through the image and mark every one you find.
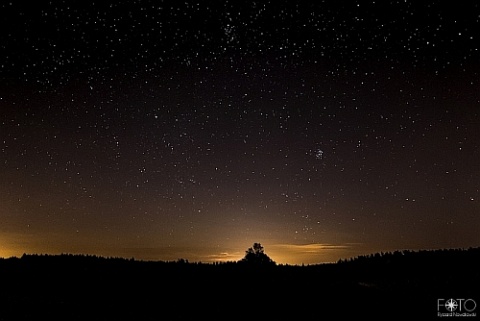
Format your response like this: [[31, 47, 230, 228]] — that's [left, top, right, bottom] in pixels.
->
[[0, 230, 367, 264]]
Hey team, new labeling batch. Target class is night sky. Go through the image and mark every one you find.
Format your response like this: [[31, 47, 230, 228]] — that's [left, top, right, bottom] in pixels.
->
[[1, 0, 479, 264]]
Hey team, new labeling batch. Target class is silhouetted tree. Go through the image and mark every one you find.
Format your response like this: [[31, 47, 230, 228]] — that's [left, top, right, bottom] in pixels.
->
[[176, 258, 189, 264], [241, 243, 276, 266]]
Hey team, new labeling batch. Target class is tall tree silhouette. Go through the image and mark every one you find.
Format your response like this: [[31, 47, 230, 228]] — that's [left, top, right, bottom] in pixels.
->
[[241, 243, 276, 266]]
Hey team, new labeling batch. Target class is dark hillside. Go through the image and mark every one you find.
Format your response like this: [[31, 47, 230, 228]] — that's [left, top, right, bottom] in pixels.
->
[[0, 248, 479, 320]]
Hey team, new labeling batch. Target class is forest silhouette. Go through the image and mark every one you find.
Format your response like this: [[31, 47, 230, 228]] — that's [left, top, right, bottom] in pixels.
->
[[1, 245, 479, 320]]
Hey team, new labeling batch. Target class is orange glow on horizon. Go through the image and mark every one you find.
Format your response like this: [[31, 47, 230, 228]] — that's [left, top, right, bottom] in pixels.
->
[[0, 234, 413, 265]]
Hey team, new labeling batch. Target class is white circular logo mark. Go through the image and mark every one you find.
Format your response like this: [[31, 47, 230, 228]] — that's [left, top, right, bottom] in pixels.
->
[[445, 299, 458, 312]]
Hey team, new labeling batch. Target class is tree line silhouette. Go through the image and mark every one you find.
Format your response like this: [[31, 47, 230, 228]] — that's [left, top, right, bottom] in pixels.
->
[[0, 244, 479, 320]]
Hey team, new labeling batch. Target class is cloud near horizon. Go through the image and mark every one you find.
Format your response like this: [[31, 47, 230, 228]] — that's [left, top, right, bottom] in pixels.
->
[[266, 243, 359, 264], [205, 252, 243, 262], [271, 243, 353, 252]]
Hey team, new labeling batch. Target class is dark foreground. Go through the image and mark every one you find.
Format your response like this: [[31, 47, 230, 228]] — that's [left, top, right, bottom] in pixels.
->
[[1, 248, 479, 320]]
